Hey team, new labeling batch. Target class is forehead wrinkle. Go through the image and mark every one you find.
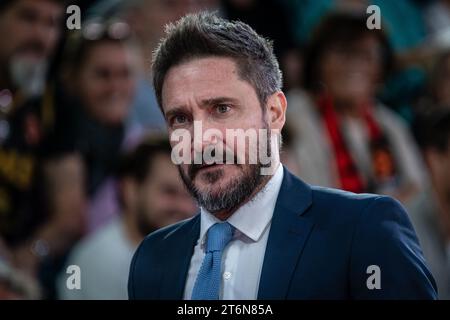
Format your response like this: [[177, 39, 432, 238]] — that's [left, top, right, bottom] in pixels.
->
[[162, 57, 255, 111]]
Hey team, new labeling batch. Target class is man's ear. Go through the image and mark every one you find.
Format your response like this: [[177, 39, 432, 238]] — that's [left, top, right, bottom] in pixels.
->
[[266, 91, 287, 131]]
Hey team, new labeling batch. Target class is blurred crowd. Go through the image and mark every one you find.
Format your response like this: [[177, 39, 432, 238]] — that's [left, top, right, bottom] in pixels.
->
[[0, 0, 449, 299]]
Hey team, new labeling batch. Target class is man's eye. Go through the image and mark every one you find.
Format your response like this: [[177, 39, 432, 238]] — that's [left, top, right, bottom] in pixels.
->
[[173, 114, 188, 124], [216, 104, 231, 114]]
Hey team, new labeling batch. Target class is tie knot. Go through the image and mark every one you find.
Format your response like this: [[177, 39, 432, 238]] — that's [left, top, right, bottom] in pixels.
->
[[206, 222, 234, 253]]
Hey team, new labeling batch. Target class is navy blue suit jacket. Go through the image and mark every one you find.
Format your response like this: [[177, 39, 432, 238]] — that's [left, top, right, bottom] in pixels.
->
[[128, 168, 437, 299]]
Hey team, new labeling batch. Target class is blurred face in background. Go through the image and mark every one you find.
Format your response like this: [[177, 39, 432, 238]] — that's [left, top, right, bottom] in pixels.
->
[[319, 35, 383, 107], [0, 0, 63, 91], [75, 41, 137, 126], [124, 153, 197, 236]]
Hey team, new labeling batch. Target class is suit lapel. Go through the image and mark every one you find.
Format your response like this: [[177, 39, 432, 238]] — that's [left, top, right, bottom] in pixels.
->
[[159, 215, 200, 299], [258, 168, 315, 299]]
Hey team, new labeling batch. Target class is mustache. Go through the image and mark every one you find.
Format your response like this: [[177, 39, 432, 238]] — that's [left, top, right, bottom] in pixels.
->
[[187, 152, 241, 180]]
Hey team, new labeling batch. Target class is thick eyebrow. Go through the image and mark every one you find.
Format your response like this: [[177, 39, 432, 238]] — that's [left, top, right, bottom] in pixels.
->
[[200, 96, 240, 107], [164, 96, 240, 120]]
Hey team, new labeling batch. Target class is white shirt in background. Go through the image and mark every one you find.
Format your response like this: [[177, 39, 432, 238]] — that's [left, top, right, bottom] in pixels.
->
[[57, 217, 136, 300]]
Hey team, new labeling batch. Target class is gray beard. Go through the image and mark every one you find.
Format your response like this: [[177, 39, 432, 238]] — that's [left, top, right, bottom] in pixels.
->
[[178, 120, 275, 214], [179, 163, 266, 214]]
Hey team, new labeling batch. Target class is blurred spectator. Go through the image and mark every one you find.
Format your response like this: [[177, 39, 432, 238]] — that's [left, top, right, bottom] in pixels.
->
[[122, 0, 189, 133], [0, 0, 63, 96], [0, 0, 65, 248], [86, 0, 219, 135], [57, 19, 138, 195], [11, 150, 87, 299], [413, 110, 450, 299], [291, 0, 431, 122], [57, 135, 197, 299], [72, 1, 219, 232], [292, 0, 427, 54], [124, 0, 219, 132], [288, 13, 428, 207]]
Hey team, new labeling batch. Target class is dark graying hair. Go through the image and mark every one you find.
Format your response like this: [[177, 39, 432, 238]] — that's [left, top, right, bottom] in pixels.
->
[[152, 11, 283, 110]]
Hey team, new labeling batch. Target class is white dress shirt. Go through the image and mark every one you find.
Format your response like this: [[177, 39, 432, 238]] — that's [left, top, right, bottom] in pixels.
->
[[183, 164, 284, 300]]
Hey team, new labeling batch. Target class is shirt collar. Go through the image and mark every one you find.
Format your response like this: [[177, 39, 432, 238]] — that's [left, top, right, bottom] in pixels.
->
[[199, 164, 284, 245]]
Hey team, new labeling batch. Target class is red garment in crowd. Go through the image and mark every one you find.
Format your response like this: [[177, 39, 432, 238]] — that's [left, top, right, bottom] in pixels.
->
[[317, 94, 383, 193]]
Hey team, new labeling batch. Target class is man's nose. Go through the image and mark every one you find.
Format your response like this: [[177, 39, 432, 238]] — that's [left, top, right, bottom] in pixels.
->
[[190, 117, 223, 151]]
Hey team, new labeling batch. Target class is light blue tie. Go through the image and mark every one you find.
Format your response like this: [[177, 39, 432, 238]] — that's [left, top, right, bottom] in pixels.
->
[[191, 222, 234, 300]]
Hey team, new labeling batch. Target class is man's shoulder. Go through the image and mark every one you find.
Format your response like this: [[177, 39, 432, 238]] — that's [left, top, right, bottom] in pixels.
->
[[310, 185, 383, 209], [307, 184, 406, 223], [280, 169, 407, 227], [138, 214, 200, 251]]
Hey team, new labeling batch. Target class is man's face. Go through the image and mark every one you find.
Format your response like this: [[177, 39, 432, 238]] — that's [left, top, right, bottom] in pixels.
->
[[320, 35, 382, 106], [134, 153, 197, 236], [161, 57, 286, 214], [76, 42, 136, 126], [0, 0, 62, 66]]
